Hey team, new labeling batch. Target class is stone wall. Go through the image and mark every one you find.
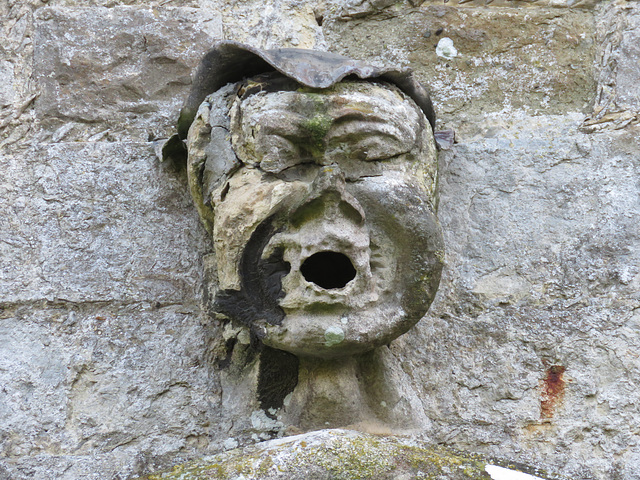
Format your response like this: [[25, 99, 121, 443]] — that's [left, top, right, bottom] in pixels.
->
[[1, 0, 639, 478]]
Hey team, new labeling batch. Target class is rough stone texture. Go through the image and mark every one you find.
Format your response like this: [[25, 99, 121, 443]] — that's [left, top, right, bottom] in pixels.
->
[[0, 140, 219, 479], [139, 429, 556, 480], [207, 0, 327, 50], [1, 0, 640, 479], [323, 3, 597, 130], [583, 2, 640, 131], [32, 7, 221, 143], [401, 114, 640, 479], [0, 302, 219, 480], [0, 142, 207, 304], [615, 7, 640, 111]]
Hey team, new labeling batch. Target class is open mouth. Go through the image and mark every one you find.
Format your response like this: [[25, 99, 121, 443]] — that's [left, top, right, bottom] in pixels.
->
[[300, 251, 356, 290]]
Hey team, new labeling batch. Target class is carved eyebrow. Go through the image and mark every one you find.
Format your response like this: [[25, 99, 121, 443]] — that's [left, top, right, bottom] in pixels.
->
[[245, 106, 415, 145], [254, 111, 311, 138], [327, 111, 416, 145]]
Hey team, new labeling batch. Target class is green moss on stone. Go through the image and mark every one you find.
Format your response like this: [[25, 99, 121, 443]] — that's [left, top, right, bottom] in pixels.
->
[[302, 114, 332, 149], [137, 431, 495, 480]]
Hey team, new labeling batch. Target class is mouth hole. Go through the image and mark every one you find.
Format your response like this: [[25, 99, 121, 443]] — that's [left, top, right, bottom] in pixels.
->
[[300, 251, 356, 290]]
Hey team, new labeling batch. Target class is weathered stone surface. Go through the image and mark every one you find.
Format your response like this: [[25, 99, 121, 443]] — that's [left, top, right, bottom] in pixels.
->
[[192, 82, 442, 355], [584, 2, 640, 132], [47, 0, 199, 6], [329, 0, 601, 17], [0, 142, 208, 304], [1, 1, 640, 479], [201, 0, 326, 50], [324, 5, 596, 130], [0, 61, 16, 108], [185, 74, 443, 433], [615, 7, 640, 110], [33, 6, 221, 143], [0, 302, 220, 480], [0, 1, 39, 149], [401, 117, 640, 479], [140, 429, 556, 480]]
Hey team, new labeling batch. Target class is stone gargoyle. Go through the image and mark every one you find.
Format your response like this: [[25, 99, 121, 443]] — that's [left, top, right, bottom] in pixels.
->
[[165, 41, 445, 435]]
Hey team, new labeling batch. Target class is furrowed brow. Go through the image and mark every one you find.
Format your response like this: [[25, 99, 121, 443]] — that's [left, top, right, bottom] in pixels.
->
[[327, 113, 415, 146], [249, 111, 311, 138]]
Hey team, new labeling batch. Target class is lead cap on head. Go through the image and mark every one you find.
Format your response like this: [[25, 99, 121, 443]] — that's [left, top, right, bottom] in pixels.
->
[[176, 40, 436, 140]]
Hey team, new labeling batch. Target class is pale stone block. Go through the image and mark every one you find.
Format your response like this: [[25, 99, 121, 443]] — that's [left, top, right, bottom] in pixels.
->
[[406, 116, 640, 478], [0, 61, 16, 108], [615, 7, 640, 110], [33, 7, 221, 142], [324, 6, 596, 128], [0, 303, 219, 480], [0, 142, 209, 304]]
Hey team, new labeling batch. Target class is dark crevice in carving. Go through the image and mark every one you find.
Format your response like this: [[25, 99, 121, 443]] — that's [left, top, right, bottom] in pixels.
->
[[238, 72, 302, 101], [261, 246, 291, 300], [348, 174, 384, 182], [217, 336, 237, 369], [301, 251, 356, 289], [220, 182, 230, 202], [257, 346, 299, 414], [214, 216, 289, 332], [161, 134, 188, 170]]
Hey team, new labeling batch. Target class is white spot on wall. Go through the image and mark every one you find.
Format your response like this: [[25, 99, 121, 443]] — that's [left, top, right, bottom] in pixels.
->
[[436, 37, 458, 59], [485, 465, 545, 480], [223, 437, 238, 450], [250, 410, 284, 431]]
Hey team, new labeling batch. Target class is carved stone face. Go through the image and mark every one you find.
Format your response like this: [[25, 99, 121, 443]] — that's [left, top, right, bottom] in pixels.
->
[[187, 79, 444, 358]]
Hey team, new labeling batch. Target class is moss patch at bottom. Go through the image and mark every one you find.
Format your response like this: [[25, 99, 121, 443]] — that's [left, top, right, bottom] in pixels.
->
[[139, 429, 495, 480]]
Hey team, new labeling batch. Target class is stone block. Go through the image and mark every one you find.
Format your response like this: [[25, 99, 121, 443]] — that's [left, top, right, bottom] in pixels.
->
[[614, 6, 640, 111], [399, 117, 640, 479], [208, 0, 326, 49], [0, 61, 16, 108], [437, 115, 640, 304], [328, 0, 601, 17], [33, 7, 221, 142], [324, 5, 596, 128], [583, 3, 640, 131], [0, 302, 219, 480], [0, 142, 209, 304]]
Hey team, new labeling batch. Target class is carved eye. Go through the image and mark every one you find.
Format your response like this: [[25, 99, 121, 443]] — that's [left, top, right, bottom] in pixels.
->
[[273, 163, 318, 182], [348, 136, 411, 162], [326, 129, 412, 162], [257, 136, 301, 173]]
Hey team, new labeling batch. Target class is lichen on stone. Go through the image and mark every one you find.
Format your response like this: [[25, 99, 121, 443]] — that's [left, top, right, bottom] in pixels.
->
[[324, 326, 346, 346], [138, 429, 496, 480]]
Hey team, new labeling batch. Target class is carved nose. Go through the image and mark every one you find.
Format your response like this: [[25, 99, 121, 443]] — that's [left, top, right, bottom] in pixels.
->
[[308, 166, 365, 226], [311, 165, 347, 192]]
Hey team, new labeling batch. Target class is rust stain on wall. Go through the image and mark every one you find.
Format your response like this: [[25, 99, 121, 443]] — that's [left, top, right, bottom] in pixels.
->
[[540, 365, 566, 419]]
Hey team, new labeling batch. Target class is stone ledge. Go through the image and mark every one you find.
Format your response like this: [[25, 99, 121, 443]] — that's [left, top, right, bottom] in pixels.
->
[[139, 429, 560, 480]]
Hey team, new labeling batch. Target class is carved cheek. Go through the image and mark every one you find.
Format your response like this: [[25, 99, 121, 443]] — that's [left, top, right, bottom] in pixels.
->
[[212, 171, 310, 291], [349, 174, 444, 317]]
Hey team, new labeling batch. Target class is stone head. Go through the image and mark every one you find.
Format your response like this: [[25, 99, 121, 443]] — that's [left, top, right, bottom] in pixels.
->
[[178, 42, 444, 359]]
